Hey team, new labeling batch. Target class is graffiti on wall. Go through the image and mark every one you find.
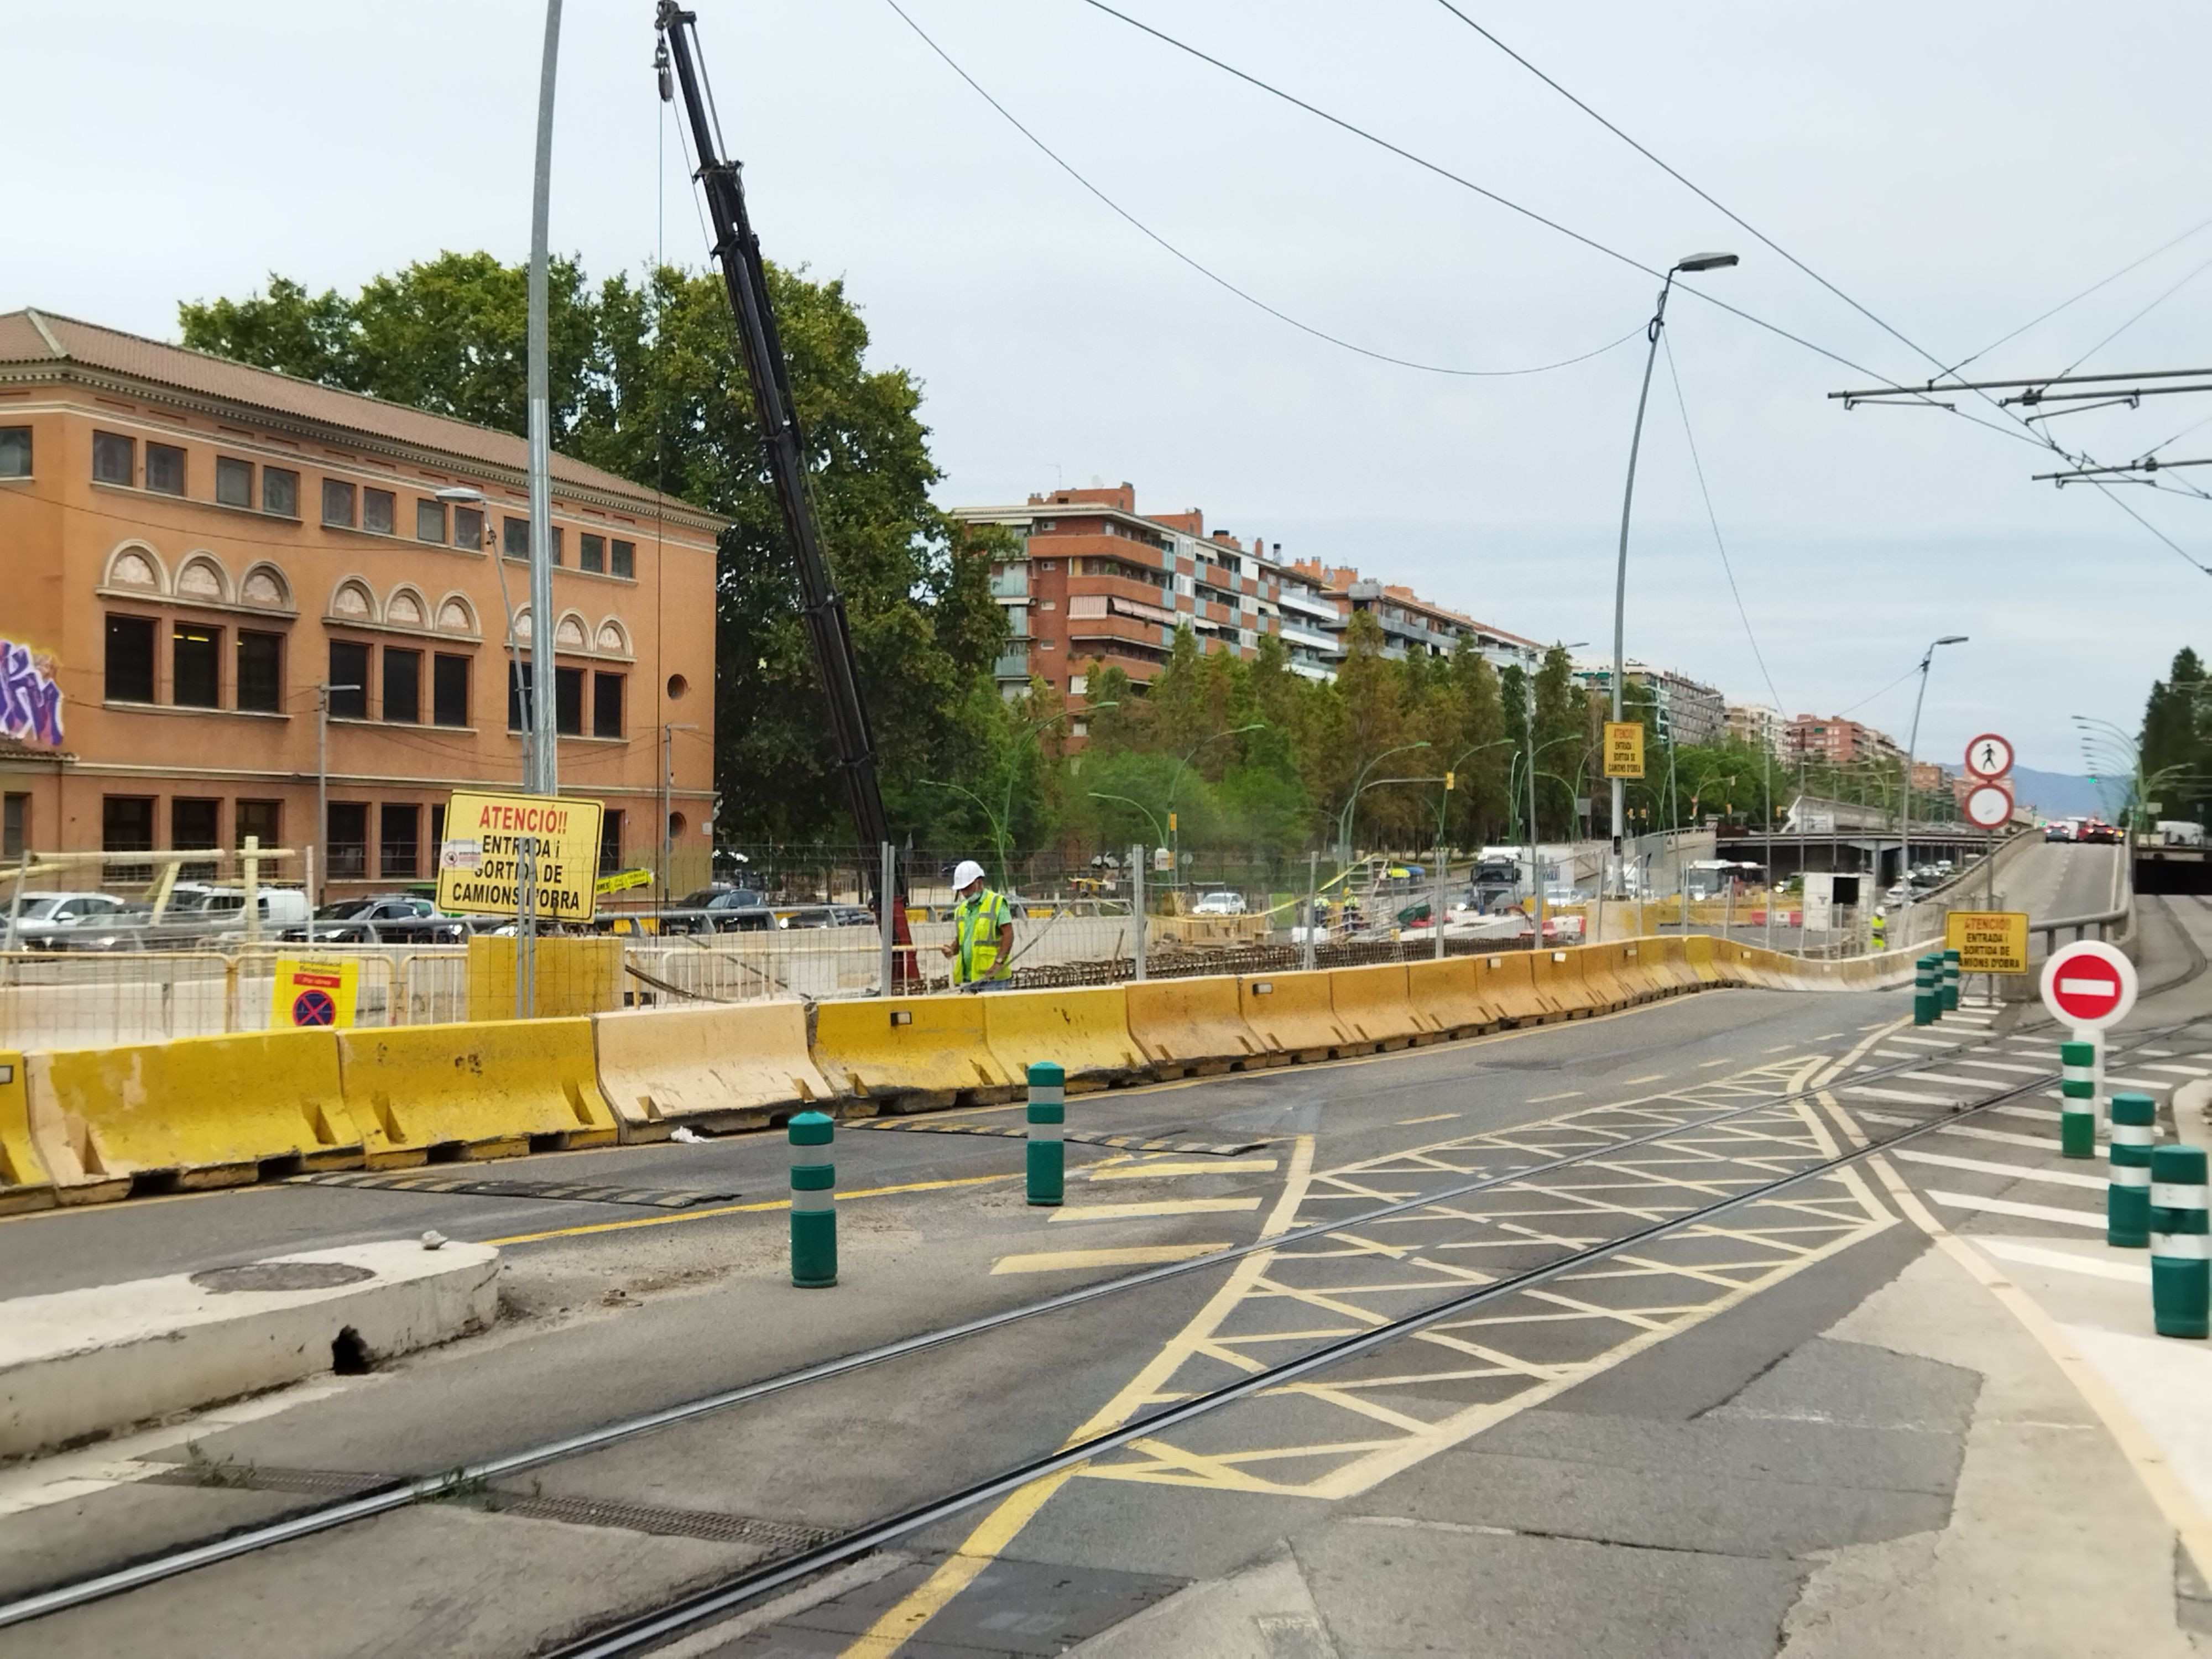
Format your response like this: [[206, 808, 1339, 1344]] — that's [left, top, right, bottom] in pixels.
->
[[0, 638, 64, 749]]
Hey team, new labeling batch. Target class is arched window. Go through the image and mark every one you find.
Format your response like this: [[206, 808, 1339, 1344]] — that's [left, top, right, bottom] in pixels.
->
[[175, 553, 231, 604], [436, 593, 478, 635], [594, 618, 632, 658], [385, 586, 428, 629], [330, 578, 378, 623], [104, 542, 166, 593], [239, 562, 293, 609]]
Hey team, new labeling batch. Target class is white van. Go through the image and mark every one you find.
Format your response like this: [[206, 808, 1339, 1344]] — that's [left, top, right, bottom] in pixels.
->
[[199, 887, 312, 932]]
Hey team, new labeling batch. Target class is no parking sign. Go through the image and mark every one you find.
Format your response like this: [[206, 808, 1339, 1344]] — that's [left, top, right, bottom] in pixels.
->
[[270, 957, 359, 1030]]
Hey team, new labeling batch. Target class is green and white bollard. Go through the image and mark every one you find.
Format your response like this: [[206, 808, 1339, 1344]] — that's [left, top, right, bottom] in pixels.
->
[[1939, 949, 1961, 1013], [2150, 1143, 2210, 1339], [789, 1110, 837, 1287], [2107, 1092, 2157, 1250], [2059, 1040, 2097, 1159], [1026, 1061, 1065, 1207], [1913, 957, 1939, 1027]]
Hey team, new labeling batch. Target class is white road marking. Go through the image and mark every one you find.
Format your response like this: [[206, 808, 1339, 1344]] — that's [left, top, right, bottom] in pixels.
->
[[2142, 1064, 2212, 1077], [1928, 1190, 2104, 1229], [1528, 1091, 1583, 1104], [1973, 1237, 2148, 1284], [1890, 1148, 2107, 1190], [1087, 1160, 1279, 1180], [1848, 1087, 1975, 1107], [1948, 1060, 2048, 1077], [1048, 1197, 1264, 1224]]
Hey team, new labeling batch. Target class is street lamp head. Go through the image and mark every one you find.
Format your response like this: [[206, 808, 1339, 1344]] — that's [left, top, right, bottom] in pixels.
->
[[1936, 634, 1968, 646], [434, 486, 487, 505], [1674, 252, 1739, 274]]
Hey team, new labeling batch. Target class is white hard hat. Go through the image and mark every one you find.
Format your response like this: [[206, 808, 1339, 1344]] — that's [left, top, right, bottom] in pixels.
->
[[953, 860, 986, 891]]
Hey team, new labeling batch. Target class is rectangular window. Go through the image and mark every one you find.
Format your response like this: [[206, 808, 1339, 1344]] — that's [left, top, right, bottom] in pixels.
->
[[555, 665, 585, 736], [453, 504, 484, 551], [379, 804, 420, 878], [429, 804, 445, 856], [321, 478, 356, 528], [579, 532, 605, 573], [234, 799, 281, 851], [237, 631, 283, 713], [215, 455, 253, 508], [263, 466, 299, 517], [3, 793, 27, 858], [592, 671, 624, 739], [171, 798, 221, 880], [503, 515, 529, 559], [550, 526, 564, 566], [507, 661, 533, 732], [171, 623, 221, 708], [326, 802, 367, 880], [363, 487, 395, 535], [598, 808, 623, 875], [92, 430, 134, 485], [102, 795, 155, 882], [0, 426, 30, 478], [432, 653, 470, 727], [611, 538, 635, 579], [382, 647, 421, 724], [146, 442, 186, 496], [415, 499, 446, 544], [328, 641, 370, 718], [105, 614, 156, 703]]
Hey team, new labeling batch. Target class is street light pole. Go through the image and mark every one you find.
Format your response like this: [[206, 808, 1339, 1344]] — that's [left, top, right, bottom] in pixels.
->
[[314, 681, 360, 921], [1610, 252, 1736, 899], [1167, 722, 1262, 896], [1899, 634, 1968, 937], [524, 0, 563, 801]]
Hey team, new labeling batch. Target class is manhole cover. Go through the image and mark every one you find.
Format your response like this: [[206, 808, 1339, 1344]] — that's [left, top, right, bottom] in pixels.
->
[[191, 1261, 375, 1294]]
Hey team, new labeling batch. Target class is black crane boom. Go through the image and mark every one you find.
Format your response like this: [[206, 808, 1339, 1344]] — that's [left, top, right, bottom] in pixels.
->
[[655, 4, 894, 862]]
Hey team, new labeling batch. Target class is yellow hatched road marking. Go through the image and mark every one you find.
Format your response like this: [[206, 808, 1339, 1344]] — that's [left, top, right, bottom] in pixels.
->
[[1085, 1159, 1278, 1180], [483, 1172, 1015, 1247], [991, 1244, 1232, 1275], [1397, 1113, 1460, 1125], [1048, 1197, 1263, 1223]]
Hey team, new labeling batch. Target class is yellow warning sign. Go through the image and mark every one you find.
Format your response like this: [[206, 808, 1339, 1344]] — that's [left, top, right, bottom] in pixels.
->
[[270, 957, 359, 1029], [1603, 721, 1645, 779], [436, 791, 605, 922], [1944, 910, 2030, 974]]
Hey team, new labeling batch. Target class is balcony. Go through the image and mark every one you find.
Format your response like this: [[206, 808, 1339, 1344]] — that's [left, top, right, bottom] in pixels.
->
[[994, 649, 1030, 680], [989, 566, 1029, 599]]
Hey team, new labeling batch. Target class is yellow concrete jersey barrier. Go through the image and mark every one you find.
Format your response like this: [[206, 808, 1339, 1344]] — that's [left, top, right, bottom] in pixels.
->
[[338, 1019, 617, 1166], [983, 987, 1146, 1093], [0, 1050, 56, 1214], [1529, 947, 1602, 1018], [1611, 940, 1674, 1001], [1328, 963, 1428, 1050], [812, 994, 1014, 1109], [1634, 936, 1697, 993], [1240, 971, 1360, 1062], [1572, 944, 1635, 1011], [1679, 933, 1723, 984], [27, 1030, 358, 1204], [1125, 975, 1270, 1077], [1472, 950, 1554, 1024], [593, 1001, 834, 1141], [1406, 957, 1506, 1037]]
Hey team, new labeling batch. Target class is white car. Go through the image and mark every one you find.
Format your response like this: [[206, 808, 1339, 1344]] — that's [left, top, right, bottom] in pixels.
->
[[1193, 891, 1248, 916], [8, 891, 132, 949]]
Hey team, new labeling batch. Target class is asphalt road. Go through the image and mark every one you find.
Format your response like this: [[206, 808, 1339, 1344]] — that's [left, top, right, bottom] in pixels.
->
[[3, 844, 2199, 1658]]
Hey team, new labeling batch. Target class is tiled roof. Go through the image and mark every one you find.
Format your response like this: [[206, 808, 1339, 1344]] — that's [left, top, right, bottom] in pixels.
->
[[0, 308, 718, 523]]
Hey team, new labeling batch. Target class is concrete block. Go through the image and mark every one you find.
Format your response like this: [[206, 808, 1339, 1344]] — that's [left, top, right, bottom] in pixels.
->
[[0, 1239, 498, 1458]]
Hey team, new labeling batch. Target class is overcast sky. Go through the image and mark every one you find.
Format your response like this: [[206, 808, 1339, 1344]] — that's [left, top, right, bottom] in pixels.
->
[[13, 1, 2212, 774]]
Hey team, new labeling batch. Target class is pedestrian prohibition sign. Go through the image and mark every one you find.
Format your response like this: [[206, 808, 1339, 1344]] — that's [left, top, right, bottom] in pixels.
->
[[2039, 939, 2137, 1031], [1965, 732, 2013, 780], [269, 957, 359, 1030]]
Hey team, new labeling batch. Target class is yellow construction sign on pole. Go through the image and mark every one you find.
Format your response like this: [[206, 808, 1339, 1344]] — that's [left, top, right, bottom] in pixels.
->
[[437, 790, 604, 922], [1603, 721, 1645, 779], [1944, 910, 2030, 974], [270, 958, 359, 1029]]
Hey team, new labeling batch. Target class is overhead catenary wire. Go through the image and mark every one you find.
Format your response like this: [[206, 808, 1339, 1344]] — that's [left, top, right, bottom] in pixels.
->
[[879, 0, 1639, 378]]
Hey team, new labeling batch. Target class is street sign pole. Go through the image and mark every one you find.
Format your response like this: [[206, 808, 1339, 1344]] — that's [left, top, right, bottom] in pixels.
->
[[2041, 940, 2140, 1126]]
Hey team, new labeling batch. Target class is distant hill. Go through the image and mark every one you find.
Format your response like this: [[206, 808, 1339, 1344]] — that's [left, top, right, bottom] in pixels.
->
[[2007, 766, 2109, 820]]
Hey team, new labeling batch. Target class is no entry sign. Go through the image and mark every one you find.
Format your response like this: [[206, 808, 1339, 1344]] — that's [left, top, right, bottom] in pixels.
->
[[1962, 782, 2013, 830], [2039, 940, 2137, 1031]]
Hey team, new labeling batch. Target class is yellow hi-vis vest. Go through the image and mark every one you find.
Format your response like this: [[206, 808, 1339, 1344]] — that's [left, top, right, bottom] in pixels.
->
[[1869, 916, 1887, 947], [953, 887, 1013, 984]]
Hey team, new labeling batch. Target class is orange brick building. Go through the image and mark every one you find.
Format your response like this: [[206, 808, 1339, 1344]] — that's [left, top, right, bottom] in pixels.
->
[[0, 310, 721, 898]]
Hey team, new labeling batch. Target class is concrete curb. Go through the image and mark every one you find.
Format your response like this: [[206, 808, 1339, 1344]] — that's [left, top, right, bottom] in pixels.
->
[[0, 1239, 499, 1458]]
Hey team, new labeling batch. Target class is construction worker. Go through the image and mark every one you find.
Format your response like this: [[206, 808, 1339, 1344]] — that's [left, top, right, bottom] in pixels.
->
[[943, 859, 1014, 989], [1869, 907, 1887, 952]]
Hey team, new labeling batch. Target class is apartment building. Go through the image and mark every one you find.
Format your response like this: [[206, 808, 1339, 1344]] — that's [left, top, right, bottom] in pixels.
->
[[1784, 713, 1903, 769], [953, 484, 1290, 708], [1574, 660, 1727, 747], [1724, 702, 1786, 754], [1287, 560, 1540, 677], [0, 309, 722, 896]]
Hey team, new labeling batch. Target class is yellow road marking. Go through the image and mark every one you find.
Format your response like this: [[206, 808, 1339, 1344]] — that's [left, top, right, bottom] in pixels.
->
[[1397, 1113, 1460, 1125], [1528, 1091, 1582, 1103], [1698, 1058, 1731, 1068], [1047, 1197, 1262, 1224], [1085, 1159, 1278, 1180], [482, 1172, 1015, 1247], [991, 1244, 1233, 1275], [1622, 1073, 1667, 1084], [840, 1134, 1318, 1658]]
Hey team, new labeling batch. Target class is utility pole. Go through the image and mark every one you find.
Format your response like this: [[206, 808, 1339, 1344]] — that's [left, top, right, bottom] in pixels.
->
[[524, 0, 562, 802], [662, 722, 697, 900], [1900, 635, 1968, 940], [315, 681, 359, 916]]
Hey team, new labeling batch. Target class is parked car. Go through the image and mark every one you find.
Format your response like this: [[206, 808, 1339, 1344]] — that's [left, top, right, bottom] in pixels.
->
[[281, 895, 467, 945], [1193, 890, 1248, 916], [773, 904, 875, 930], [9, 891, 133, 950], [659, 885, 771, 935]]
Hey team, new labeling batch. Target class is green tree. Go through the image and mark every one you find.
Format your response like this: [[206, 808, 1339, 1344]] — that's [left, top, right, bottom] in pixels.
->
[[2141, 648, 2211, 824]]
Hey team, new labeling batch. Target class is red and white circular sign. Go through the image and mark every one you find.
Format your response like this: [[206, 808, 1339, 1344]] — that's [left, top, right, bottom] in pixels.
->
[[1962, 782, 2013, 829], [1965, 732, 2014, 780], [2039, 939, 2138, 1031]]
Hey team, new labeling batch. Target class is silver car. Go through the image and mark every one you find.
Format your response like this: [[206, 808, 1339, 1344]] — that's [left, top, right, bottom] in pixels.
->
[[7, 891, 134, 950]]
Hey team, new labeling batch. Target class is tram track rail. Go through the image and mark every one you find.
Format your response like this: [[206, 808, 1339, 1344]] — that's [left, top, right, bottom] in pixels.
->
[[3, 1007, 2200, 1637]]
